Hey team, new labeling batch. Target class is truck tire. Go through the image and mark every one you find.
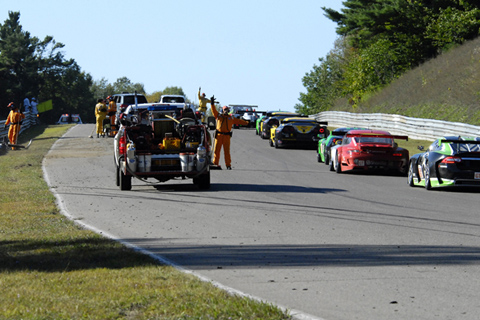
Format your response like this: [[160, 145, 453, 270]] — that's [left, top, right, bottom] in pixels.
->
[[119, 169, 132, 190], [194, 172, 210, 190], [115, 163, 120, 186]]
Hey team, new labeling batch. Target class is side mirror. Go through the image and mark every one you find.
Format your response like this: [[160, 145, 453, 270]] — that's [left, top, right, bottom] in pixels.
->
[[418, 146, 424, 151]]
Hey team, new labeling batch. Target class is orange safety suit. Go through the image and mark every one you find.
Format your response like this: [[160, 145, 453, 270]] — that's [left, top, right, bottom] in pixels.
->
[[107, 100, 117, 135], [211, 104, 248, 167], [5, 108, 25, 149], [198, 89, 210, 123], [95, 101, 108, 135]]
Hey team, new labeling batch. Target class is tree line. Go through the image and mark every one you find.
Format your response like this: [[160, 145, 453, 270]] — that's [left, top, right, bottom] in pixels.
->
[[0, 11, 186, 124], [296, 0, 480, 115]]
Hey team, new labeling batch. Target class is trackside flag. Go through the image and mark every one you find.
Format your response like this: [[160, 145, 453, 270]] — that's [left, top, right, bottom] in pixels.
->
[[37, 100, 53, 113]]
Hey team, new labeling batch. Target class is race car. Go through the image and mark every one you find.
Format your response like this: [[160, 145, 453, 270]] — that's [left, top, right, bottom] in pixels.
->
[[259, 112, 303, 139], [317, 127, 367, 164], [269, 117, 328, 149], [407, 136, 480, 190], [329, 140, 344, 172], [335, 129, 409, 175], [230, 105, 261, 128]]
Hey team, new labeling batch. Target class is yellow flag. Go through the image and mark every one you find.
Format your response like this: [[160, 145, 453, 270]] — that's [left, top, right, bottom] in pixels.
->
[[37, 100, 53, 113]]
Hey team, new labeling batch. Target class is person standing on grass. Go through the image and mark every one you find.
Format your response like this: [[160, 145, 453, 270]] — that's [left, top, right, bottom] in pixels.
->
[[4, 102, 25, 150]]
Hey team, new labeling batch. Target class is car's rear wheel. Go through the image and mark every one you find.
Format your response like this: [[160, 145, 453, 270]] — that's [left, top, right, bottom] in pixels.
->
[[317, 153, 322, 163], [324, 153, 330, 165], [407, 161, 415, 187], [329, 158, 335, 171], [274, 138, 279, 148], [335, 154, 342, 173], [423, 163, 432, 190]]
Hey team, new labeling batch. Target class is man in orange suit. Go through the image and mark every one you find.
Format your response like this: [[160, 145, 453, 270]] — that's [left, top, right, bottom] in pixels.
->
[[210, 96, 248, 169]]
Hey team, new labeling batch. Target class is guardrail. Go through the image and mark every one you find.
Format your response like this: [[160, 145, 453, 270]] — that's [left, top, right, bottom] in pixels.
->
[[1, 111, 37, 141], [312, 111, 480, 141]]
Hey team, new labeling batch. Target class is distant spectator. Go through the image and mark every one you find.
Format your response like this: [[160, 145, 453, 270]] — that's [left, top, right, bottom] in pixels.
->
[[30, 97, 39, 123], [23, 97, 31, 112]]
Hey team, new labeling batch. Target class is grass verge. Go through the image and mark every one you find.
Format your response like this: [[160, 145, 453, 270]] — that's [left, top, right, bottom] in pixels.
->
[[0, 125, 290, 320]]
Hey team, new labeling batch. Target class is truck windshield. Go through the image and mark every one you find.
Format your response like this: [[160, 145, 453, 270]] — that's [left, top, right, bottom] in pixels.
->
[[124, 96, 148, 105]]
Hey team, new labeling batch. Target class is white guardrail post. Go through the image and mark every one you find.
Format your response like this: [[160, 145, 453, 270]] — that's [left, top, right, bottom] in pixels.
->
[[312, 111, 480, 141]]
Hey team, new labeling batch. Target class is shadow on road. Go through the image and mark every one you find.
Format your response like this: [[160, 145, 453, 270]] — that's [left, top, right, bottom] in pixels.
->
[[3, 237, 479, 273], [116, 241, 480, 269]]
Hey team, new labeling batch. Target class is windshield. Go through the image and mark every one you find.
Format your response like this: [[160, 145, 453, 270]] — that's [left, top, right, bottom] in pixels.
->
[[354, 137, 393, 145], [124, 96, 148, 105], [163, 97, 185, 103]]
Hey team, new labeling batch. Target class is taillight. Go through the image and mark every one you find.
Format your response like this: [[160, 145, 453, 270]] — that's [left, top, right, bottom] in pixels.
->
[[393, 153, 403, 157], [441, 156, 462, 164], [318, 127, 325, 134], [119, 133, 126, 155], [283, 126, 295, 133]]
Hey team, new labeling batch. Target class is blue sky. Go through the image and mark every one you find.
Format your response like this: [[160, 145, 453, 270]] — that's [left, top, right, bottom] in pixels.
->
[[2, 0, 344, 111]]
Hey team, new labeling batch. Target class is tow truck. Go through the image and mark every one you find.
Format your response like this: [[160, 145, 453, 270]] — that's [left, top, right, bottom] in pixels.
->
[[114, 102, 211, 190]]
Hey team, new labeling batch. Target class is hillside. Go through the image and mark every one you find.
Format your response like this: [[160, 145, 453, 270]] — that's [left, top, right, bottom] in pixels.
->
[[330, 37, 480, 126]]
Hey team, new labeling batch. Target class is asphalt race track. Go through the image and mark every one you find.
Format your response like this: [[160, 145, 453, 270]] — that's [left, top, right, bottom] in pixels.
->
[[43, 124, 480, 320]]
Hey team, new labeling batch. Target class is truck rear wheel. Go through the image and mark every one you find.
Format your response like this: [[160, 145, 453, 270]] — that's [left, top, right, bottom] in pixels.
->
[[116, 164, 120, 186], [194, 172, 210, 190], [119, 168, 132, 190]]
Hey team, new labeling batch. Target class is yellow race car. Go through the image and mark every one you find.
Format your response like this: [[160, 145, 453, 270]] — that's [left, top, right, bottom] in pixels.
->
[[269, 117, 328, 149]]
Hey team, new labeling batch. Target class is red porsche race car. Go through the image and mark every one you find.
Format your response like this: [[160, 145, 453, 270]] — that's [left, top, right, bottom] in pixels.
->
[[335, 129, 409, 175]]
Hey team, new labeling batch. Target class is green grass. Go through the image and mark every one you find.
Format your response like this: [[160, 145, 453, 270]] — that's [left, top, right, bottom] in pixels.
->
[[0, 125, 290, 320]]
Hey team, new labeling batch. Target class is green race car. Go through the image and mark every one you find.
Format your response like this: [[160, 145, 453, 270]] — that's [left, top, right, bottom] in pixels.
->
[[317, 127, 367, 164], [407, 136, 480, 190]]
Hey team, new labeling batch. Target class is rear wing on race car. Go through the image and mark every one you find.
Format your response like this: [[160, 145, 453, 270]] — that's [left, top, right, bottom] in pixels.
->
[[281, 118, 328, 125], [345, 133, 408, 141], [440, 139, 480, 144]]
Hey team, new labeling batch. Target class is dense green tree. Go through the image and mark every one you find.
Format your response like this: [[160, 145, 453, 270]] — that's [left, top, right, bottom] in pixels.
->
[[0, 11, 94, 122], [113, 76, 145, 95], [295, 38, 346, 114], [0, 11, 38, 116], [297, 1, 480, 114], [161, 86, 186, 97]]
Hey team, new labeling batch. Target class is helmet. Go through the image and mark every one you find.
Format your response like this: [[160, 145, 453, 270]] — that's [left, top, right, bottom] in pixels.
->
[[107, 95, 112, 100], [7, 102, 14, 109]]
